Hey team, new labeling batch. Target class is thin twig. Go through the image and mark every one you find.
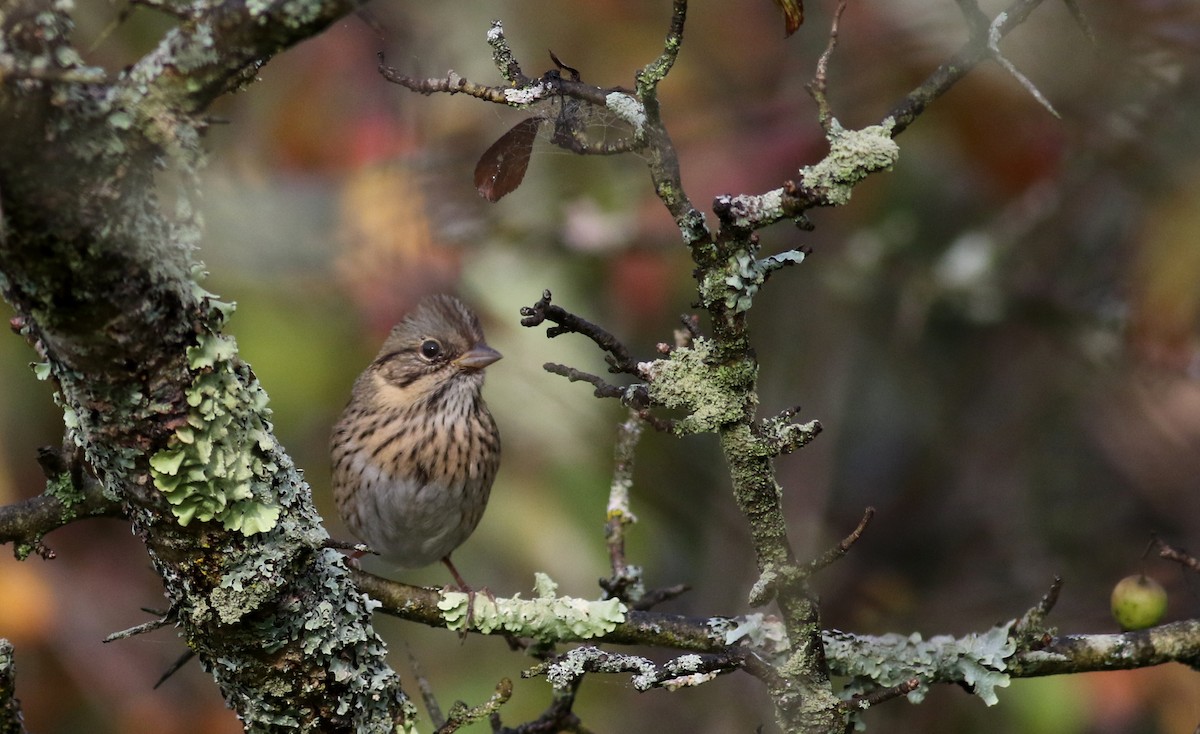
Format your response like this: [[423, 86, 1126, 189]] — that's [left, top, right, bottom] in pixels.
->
[[407, 646, 444, 729], [542, 363, 626, 399], [842, 677, 922, 712], [628, 584, 691, 612], [887, 0, 1047, 136], [103, 613, 175, 643], [804, 507, 874, 576], [806, 0, 849, 132], [1015, 576, 1064, 632], [153, 649, 196, 689], [1155, 538, 1200, 574], [520, 290, 641, 375], [986, 11, 1060, 118]]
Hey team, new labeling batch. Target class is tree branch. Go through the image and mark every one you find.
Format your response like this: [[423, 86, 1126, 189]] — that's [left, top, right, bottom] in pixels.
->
[[0, 640, 24, 734], [0, 0, 414, 729]]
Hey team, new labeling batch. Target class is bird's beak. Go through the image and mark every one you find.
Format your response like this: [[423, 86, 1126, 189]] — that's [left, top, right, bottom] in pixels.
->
[[455, 343, 502, 370]]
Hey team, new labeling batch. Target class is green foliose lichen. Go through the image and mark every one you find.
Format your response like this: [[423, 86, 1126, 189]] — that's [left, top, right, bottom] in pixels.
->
[[149, 326, 280, 535], [642, 337, 756, 434], [438, 573, 627, 643]]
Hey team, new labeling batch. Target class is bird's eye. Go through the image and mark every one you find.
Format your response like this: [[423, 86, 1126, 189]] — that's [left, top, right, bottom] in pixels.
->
[[419, 339, 443, 361]]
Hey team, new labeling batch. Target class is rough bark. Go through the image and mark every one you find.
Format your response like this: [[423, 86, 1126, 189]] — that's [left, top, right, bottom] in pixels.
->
[[0, 1, 415, 730]]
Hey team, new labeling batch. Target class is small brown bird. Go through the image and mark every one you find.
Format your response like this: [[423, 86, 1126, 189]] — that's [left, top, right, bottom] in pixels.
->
[[331, 294, 501, 589]]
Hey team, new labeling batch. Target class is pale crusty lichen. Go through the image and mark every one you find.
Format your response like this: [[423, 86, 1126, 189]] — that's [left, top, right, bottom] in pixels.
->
[[641, 337, 756, 434], [800, 118, 899, 206], [606, 91, 646, 140], [439, 573, 627, 642]]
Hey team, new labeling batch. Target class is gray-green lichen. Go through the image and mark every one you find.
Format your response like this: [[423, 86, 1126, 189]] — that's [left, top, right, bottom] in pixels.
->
[[438, 573, 627, 642], [702, 247, 808, 314], [641, 337, 756, 434], [199, 547, 417, 730], [825, 621, 1016, 708], [148, 301, 280, 535], [800, 118, 899, 206], [606, 91, 646, 141], [711, 612, 790, 662]]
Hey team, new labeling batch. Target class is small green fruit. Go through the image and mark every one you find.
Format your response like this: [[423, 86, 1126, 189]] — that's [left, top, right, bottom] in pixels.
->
[[1110, 574, 1167, 631]]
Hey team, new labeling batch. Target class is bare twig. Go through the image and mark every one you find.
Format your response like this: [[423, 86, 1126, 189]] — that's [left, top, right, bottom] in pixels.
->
[[628, 584, 690, 612], [986, 10, 1060, 118], [886, 0, 1048, 136], [1014, 576, 1064, 635], [378, 58, 515, 104], [406, 647, 444, 729], [842, 677, 922, 712], [153, 650, 196, 690], [1155, 538, 1200, 574], [542, 363, 636, 401], [804, 507, 874, 577], [806, 0, 849, 132], [0, 468, 124, 560], [103, 610, 177, 643], [520, 291, 641, 375]]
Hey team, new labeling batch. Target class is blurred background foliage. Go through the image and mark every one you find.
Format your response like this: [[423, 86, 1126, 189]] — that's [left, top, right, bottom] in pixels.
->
[[1, 0, 1199, 731]]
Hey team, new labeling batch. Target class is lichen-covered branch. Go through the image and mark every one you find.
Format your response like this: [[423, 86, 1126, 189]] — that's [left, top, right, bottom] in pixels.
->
[[0, 0, 414, 730], [0, 489, 124, 559], [600, 412, 646, 603], [0, 640, 23, 734], [357, 569, 1200, 712]]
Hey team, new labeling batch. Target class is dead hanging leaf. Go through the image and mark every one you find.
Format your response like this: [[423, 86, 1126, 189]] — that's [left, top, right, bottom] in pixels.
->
[[773, 0, 804, 37], [474, 117, 543, 202]]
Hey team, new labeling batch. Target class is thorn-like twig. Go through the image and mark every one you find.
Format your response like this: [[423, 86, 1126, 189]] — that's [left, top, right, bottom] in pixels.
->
[[887, 0, 1050, 137], [1014, 576, 1063, 640], [153, 649, 196, 689], [103, 612, 176, 643], [406, 646, 444, 729], [804, 507, 874, 576], [1154, 538, 1200, 574], [842, 677, 922, 712], [806, 0, 849, 132], [986, 11, 1060, 118]]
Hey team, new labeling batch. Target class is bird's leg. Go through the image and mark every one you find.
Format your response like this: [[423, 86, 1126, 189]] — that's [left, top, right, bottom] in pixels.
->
[[442, 554, 471, 591], [442, 554, 501, 639], [442, 554, 477, 638]]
